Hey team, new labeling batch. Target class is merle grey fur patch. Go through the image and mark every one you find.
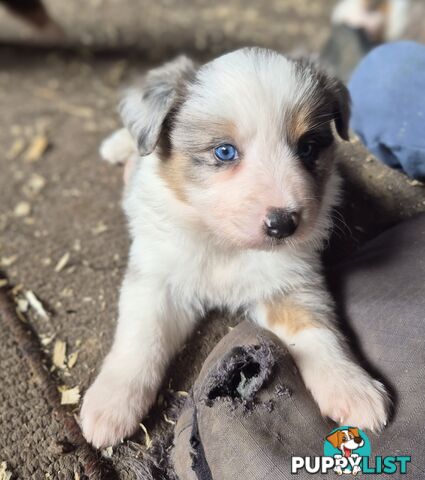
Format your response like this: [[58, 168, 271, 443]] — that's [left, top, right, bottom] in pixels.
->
[[120, 55, 196, 156]]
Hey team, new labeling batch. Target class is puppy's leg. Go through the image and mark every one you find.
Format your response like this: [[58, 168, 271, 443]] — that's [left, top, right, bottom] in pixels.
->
[[254, 285, 389, 431], [81, 267, 197, 448]]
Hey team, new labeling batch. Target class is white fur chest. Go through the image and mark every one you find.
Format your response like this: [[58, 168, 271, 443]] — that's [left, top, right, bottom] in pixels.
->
[[123, 157, 317, 312]]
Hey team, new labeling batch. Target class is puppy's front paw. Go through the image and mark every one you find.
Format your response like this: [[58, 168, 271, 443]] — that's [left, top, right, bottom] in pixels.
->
[[310, 370, 389, 432], [99, 128, 135, 165], [80, 372, 153, 448]]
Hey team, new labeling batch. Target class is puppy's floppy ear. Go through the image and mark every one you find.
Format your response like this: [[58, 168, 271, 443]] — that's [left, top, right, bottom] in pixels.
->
[[326, 430, 343, 448], [330, 78, 351, 141], [316, 70, 351, 141], [349, 427, 360, 438], [120, 56, 196, 156], [294, 58, 351, 141]]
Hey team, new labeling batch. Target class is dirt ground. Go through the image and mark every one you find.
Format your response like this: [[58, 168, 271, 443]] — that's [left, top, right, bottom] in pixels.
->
[[0, 1, 424, 479]]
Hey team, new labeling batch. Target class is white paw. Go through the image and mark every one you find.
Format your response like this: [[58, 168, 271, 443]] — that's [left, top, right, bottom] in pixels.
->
[[80, 370, 153, 448], [309, 369, 389, 432], [99, 128, 136, 165], [353, 465, 361, 475]]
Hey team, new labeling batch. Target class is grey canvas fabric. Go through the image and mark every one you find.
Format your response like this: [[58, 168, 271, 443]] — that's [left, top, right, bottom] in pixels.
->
[[173, 214, 425, 480]]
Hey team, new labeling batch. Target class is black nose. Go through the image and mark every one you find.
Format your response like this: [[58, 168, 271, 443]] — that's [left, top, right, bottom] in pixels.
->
[[354, 436, 363, 445], [264, 208, 299, 239]]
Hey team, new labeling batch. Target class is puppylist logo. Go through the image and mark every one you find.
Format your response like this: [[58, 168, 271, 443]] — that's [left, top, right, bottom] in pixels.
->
[[291, 426, 411, 475]]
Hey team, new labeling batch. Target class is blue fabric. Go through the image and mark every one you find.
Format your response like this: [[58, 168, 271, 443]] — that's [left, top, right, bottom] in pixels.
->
[[349, 41, 425, 180]]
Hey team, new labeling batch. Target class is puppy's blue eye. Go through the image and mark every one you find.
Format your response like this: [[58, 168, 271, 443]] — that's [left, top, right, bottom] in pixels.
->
[[213, 144, 238, 162]]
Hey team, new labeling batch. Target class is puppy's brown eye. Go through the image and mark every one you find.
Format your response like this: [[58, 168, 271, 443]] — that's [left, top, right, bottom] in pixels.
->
[[297, 139, 320, 170], [298, 141, 317, 160]]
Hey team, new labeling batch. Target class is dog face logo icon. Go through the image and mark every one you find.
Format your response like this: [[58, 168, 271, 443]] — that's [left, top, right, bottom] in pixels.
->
[[324, 426, 371, 475], [327, 427, 364, 458]]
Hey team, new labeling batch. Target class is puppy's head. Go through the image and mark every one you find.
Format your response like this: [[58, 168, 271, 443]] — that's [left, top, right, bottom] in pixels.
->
[[121, 49, 350, 250]]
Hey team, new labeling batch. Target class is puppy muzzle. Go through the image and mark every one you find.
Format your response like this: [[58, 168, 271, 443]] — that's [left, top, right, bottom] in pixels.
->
[[264, 208, 299, 239]]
